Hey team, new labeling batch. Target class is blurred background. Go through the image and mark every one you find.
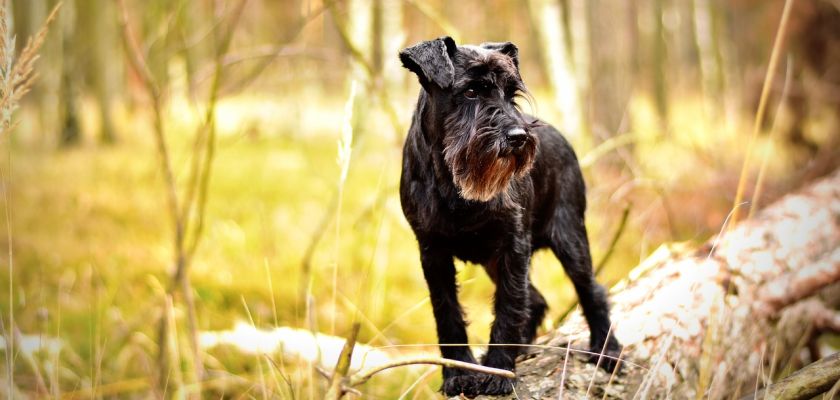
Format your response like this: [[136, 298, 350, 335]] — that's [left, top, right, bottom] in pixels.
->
[[2, 0, 839, 398]]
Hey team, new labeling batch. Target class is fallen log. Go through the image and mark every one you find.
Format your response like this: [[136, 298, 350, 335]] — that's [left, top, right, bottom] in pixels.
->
[[457, 169, 840, 399]]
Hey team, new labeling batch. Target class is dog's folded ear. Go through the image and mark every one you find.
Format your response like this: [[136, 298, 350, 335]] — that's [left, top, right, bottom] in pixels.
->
[[399, 36, 457, 90], [481, 42, 519, 69]]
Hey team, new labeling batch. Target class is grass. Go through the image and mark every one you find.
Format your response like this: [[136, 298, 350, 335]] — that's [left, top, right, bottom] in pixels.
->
[[0, 83, 810, 397]]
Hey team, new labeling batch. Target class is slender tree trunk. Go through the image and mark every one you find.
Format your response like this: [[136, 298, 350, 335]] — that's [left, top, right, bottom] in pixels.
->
[[525, 0, 586, 142], [694, 0, 725, 115], [58, 0, 80, 147], [585, 0, 634, 141], [92, 0, 118, 144], [651, 0, 669, 128]]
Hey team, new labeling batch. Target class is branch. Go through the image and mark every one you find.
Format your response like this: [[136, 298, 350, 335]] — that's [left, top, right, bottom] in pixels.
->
[[183, 0, 248, 262], [595, 203, 632, 275], [116, 0, 181, 252], [742, 352, 840, 400], [322, 325, 515, 399], [326, 323, 361, 400], [116, 0, 161, 98]]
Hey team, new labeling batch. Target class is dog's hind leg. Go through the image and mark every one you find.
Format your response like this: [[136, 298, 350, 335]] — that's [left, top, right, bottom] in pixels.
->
[[548, 208, 622, 371], [484, 264, 545, 345], [524, 282, 547, 344]]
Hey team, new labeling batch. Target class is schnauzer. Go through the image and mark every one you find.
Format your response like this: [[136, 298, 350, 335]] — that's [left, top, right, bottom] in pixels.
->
[[398, 36, 622, 397]]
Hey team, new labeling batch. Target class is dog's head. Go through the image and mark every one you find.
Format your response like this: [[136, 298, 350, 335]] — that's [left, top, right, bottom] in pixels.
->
[[400, 37, 539, 202]]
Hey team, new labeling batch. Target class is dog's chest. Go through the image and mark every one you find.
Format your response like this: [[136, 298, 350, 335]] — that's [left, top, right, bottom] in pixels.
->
[[417, 196, 518, 263], [447, 229, 509, 264]]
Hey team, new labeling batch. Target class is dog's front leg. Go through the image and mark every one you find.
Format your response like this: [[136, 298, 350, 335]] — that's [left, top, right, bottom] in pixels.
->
[[418, 243, 482, 396], [478, 239, 530, 395]]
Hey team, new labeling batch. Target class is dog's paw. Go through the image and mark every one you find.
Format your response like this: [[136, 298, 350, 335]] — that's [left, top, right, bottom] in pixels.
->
[[442, 373, 480, 397], [589, 337, 623, 373], [475, 374, 515, 396], [442, 373, 515, 397]]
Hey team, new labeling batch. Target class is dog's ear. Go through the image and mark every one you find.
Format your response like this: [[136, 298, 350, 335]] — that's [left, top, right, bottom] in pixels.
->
[[399, 36, 457, 90], [481, 41, 519, 69]]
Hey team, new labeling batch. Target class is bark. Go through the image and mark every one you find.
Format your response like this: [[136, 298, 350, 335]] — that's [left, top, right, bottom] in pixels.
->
[[457, 169, 840, 399]]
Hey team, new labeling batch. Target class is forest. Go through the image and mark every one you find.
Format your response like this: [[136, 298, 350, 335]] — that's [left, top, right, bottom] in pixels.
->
[[1, 0, 839, 398]]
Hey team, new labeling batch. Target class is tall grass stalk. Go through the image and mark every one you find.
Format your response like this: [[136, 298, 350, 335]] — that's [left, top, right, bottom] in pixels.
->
[[731, 0, 795, 225], [749, 56, 794, 219], [0, 2, 59, 397], [241, 296, 270, 399], [332, 80, 357, 335], [264, 258, 279, 327]]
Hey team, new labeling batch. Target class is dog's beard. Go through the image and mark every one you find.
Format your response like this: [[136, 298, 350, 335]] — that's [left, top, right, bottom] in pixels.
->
[[442, 106, 538, 202]]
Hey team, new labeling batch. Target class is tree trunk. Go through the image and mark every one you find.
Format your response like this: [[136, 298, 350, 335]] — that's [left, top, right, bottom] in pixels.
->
[[457, 169, 840, 399], [651, 0, 669, 128], [91, 0, 119, 144], [58, 0, 80, 147], [525, 0, 586, 142], [586, 0, 634, 141]]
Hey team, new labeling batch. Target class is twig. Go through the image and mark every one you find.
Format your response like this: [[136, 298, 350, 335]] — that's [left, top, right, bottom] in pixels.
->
[[263, 355, 296, 399], [180, 3, 249, 387], [347, 357, 516, 387], [321, 331, 519, 398], [184, 0, 247, 262], [326, 323, 361, 400], [595, 203, 632, 274], [117, 0, 181, 262]]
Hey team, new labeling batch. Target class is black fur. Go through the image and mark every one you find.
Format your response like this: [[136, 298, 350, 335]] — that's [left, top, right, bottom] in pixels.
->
[[399, 37, 621, 397]]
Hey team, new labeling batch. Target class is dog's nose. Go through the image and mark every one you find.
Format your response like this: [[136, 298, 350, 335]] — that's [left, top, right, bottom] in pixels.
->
[[507, 128, 527, 148]]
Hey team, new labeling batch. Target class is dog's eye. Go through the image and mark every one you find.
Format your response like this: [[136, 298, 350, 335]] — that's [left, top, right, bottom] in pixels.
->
[[464, 89, 478, 99]]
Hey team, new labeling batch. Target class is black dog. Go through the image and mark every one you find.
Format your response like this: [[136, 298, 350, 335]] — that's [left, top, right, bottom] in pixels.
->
[[398, 37, 622, 397]]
